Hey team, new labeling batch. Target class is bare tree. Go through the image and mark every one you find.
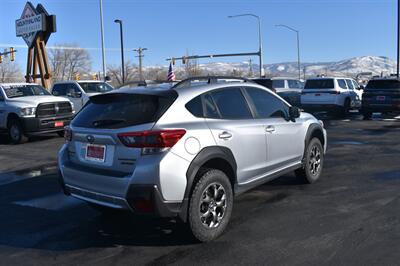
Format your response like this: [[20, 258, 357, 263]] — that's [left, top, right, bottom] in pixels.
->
[[49, 44, 92, 81], [107, 60, 139, 87], [0, 61, 23, 83]]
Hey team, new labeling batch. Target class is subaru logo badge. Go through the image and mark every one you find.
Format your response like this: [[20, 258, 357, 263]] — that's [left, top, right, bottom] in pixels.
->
[[87, 135, 95, 143]]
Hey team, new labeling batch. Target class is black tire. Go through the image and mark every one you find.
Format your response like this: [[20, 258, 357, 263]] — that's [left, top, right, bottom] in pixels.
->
[[336, 98, 351, 118], [7, 119, 28, 144], [362, 111, 372, 120], [188, 169, 233, 242], [57, 130, 65, 138], [295, 138, 324, 184]]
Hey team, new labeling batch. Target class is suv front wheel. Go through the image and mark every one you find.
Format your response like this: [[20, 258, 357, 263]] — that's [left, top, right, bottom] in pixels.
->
[[295, 138, 324, 183], [188, 169, 233, 242]]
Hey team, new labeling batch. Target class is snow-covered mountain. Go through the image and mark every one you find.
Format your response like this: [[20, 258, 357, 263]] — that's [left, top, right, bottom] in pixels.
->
[[162, 56, 396, 78]]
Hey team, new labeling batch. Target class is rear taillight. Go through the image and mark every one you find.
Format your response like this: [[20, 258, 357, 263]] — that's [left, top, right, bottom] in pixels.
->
[[64, 126, 72, 141], [118, 129, 186, 148]]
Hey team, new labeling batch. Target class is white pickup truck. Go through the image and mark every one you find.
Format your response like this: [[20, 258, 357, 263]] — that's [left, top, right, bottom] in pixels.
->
[[0, 83, 75, 144]]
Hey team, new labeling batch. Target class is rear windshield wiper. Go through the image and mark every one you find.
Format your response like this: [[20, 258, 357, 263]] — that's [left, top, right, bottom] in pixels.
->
[[92, 119, 126, 128]]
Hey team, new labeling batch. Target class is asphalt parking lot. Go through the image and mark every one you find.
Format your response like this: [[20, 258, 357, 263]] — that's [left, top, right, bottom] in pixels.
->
[[0, 113, 399, 266]]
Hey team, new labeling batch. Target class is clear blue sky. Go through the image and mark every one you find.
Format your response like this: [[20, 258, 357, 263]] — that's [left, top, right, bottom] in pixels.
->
[[1, 0, 397, 72]]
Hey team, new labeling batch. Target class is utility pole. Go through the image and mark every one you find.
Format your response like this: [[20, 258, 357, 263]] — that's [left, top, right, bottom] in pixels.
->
[[134, 47, 148, 81]]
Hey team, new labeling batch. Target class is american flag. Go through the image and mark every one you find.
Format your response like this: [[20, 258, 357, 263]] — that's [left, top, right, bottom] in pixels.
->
[[167, 62, 176, 81]]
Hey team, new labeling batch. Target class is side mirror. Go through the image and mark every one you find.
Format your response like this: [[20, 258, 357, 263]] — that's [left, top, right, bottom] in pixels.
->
[[289, 106, 300, 121], [105, 76, 111, 82], [72, 91, 82, 98], [359, 85, 365, 90]]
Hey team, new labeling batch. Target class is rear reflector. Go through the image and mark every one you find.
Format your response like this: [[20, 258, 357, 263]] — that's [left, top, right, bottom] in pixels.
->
[[118, 129, 186, 148]]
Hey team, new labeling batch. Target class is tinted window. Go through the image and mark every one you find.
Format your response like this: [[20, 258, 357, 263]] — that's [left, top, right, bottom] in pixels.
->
[[304, 79, 334, 89], [78, 82, 114, 93], [245, 87, 288, 119], [52, 84, 67, 96], [352, 80, 360, 89], [346, 79, 355, 90], [366, 79, 400, 90], [210, 88, 252, 119], [186, 96, 203, 117], [72, 93, 176, 129], [204, 93, 220, 118], [0, 89, 4, 101], [288, 80, 300, 89], [337, 79, 348, 89], [252, 78, 272, 89], [272, 80, 285, 89]]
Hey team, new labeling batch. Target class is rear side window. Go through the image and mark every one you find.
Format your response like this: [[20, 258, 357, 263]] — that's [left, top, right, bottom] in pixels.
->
[[305, 79, 334, 89], [204, 94, 220, 118], [185, 96, 203, 117], [72, 93, 176, 129], [210, 88, 252, 119], [245, 87, 288, 119], [337, 79, 348, 89], [366, 80, 400, 90], [272, 80, 285, 89]]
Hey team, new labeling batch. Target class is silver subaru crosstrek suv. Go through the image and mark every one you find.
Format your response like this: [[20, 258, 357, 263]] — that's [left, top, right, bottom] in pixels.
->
[[58, 77, 327, 242]]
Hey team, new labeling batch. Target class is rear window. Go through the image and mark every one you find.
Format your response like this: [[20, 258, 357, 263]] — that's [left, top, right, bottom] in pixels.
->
[[78, 82, 114, 93], [366, 80, 400, 90], [305, 79, 334, 89], [72, 93, 176, 129]]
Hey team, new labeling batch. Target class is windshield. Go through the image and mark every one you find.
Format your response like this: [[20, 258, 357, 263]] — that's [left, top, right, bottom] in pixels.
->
[[366, 80, 400, 90], [78, 82, 114, 93], [2, 85, 51, 98], [305, 79, 335, 89]]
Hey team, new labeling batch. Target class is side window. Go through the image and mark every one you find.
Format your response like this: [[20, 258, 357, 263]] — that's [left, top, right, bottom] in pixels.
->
[[245, 87, 288, 119], [346, 79, 355, 90], [185, 96, 203, 117], [210, 88, 252, 119], [337, 79, 348, 89], [352, 80, 360, 89], [288, 80, 300, 89], [0, 89, 4, 101], [204, 93, 220, 118], [52, 84, 67, 96], [272, 80, 285, 89]]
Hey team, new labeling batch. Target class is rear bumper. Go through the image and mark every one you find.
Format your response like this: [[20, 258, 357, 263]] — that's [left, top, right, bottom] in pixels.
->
[[301, 104, 342, 112], [21, 115, 73, 135], [361, 103, 400, 113]]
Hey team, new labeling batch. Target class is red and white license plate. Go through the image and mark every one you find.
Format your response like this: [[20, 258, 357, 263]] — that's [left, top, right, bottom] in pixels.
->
[[85, 144, 106, 162], [54, 121, 64, 127], [377, 96, 386, 101]]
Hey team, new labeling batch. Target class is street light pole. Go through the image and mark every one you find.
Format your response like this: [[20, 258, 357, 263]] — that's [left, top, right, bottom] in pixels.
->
[[228, 14, 264, 77], [114, 19, 125, 84], [276, 24, 301, 80], [99, 0, 107, 80]]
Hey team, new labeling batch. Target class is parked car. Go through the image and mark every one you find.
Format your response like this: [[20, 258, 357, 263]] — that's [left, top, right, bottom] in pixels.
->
[[361, 78, 400, 119], [51, 80, 114, 113], [301, 77, 362, 117], [251, 77, 303, 107], [58, 77, 327, 242], [0, 83, 74, 144]]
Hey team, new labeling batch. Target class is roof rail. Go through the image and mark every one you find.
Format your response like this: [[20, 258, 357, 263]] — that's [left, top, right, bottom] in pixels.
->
[[172, 76, 252, 89]]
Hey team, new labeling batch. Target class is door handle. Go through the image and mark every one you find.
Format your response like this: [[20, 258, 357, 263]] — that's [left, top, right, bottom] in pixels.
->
[[218, 131, 232, 140], [265, 125, 275, 133]]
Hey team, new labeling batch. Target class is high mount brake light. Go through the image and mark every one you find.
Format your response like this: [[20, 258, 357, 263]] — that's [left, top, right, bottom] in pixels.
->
[[118, 129, 186, 148]]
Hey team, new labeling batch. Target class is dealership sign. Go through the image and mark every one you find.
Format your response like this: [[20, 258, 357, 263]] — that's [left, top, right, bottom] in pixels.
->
[[15, 2, 46, 47]]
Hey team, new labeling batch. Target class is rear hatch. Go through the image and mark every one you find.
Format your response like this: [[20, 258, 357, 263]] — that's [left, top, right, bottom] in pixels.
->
[[302, 79, 338, 104], [363, 79, 400, 107], [66, 90, 177, 175]]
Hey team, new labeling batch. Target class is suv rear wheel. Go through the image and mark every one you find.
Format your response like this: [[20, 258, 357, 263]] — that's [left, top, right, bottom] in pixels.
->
[[8, 119, 28, 144], [188, 169, 233, 242], [295, 138, 324, 183]]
